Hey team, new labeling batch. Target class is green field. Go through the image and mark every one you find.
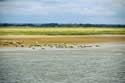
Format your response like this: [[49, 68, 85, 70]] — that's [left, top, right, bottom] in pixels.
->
[[0, 26, 125, 35]]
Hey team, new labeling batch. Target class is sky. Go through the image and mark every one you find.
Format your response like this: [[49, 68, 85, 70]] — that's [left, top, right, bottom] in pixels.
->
[[0, 0, 125, 24]]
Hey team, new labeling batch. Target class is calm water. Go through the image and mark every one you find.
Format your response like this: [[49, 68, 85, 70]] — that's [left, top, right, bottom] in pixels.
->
[[0, 43, 125, 83]]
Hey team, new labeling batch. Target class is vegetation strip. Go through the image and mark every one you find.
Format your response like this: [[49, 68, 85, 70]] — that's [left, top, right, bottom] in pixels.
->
[[0, 27, 125, 35]]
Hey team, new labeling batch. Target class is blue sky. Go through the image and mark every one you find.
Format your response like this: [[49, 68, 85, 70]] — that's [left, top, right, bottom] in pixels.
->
[[0, 0, 125, 24]]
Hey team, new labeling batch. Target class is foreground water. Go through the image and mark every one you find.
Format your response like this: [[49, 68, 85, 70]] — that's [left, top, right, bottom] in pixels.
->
[[0, 43, 125, 83]]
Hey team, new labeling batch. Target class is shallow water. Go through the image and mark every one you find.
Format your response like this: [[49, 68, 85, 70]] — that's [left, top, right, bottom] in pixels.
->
[[0, 43, 125, 83]]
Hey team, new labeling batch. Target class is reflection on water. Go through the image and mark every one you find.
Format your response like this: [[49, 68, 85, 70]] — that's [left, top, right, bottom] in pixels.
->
[[0, 43, 125, 83]]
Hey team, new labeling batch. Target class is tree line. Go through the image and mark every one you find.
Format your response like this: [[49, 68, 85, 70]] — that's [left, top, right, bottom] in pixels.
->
[[0, 23, 125, 28]]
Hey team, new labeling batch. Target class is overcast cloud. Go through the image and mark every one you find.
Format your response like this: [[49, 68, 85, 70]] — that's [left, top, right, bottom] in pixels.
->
[[0, 0, 125, 24]]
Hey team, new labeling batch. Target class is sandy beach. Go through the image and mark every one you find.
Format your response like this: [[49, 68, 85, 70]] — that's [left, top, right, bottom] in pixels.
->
[[0, 35, 125, 47], [0, 35, 125, 83]]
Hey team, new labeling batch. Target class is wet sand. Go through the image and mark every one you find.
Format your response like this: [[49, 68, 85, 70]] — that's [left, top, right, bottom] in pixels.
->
[[0, 43, 125, 83]]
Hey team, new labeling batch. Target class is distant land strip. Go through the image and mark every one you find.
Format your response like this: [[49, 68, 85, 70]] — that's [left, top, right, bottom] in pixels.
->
[[0, 23, 125, 28]]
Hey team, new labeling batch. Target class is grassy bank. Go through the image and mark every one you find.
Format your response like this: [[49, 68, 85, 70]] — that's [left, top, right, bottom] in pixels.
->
[[0, 27, 125, 35]]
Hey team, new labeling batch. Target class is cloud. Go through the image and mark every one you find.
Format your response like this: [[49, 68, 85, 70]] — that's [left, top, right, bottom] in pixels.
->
[[0, 0, 125, 24], [0, 0, 119, 15]]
